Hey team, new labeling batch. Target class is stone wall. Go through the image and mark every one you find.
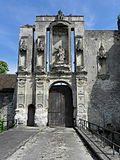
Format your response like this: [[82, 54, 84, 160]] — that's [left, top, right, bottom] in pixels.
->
[[84, 30, 120, 130], [0, 88, 16, 127]]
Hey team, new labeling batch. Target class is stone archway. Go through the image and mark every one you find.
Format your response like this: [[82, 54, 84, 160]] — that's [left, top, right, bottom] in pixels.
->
[[27, 104, 35, 126], [48, 82, 73, 127]]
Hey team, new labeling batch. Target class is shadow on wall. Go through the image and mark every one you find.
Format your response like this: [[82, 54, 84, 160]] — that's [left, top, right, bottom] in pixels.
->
[[88, 31, 120, 131]]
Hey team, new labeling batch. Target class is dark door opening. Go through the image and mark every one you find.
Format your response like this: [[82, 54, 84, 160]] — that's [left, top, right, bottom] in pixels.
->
[[27, 104, 35, 126], [48, 85, 73, 127]]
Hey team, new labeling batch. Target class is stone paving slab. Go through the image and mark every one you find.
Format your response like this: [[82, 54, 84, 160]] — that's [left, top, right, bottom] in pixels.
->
[[7, 127, 95, 160], [0, 127, 40, 160]]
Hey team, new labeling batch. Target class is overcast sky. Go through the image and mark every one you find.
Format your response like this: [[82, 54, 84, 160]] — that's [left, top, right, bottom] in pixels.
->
[[0, 0, 120, 73]]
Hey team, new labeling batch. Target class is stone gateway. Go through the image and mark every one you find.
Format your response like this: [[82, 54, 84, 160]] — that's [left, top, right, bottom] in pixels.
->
[[15, 11, 120, 130]]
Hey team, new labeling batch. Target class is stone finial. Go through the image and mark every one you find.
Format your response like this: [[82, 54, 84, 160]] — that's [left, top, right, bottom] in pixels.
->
[[56, 10, 64, 20]]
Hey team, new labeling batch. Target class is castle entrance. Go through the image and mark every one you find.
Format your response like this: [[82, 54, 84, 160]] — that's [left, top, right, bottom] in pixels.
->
[[48, 83, 73, 127]]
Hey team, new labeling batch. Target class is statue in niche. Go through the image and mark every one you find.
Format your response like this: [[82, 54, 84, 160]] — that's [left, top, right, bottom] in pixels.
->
[[76, 38, 83, 52], [54, 45, 65, 63], [76, 38, 84, 70], [36, 38, 44, 70], [97, 43, 108, 78], [19, 38, 27, 71], [36, 39, 44, 53]]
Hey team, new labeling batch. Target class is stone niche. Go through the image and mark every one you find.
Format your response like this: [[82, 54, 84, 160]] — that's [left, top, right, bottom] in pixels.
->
[[36, 36, 45, 72], [50, 22, 71, 72], [19, 36, 28, 72]]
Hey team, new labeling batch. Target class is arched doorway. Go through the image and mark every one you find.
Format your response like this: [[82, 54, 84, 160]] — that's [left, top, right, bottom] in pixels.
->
[[27, 104, 35, 126], [48, 82, 73, 127]]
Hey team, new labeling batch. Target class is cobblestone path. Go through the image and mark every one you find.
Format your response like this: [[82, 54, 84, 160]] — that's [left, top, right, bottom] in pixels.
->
[[7, 127, 95, 160]]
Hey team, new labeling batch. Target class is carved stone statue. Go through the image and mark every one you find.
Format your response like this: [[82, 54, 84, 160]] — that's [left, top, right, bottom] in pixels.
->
[[36, 39, 44, 70], [19, 39, 27, 53], [19, 38, 27, 71], [97, 43, 107, 76], [76, 39, 83, 52], [36, 39, 44, 53], [54, 45, 65, 63]]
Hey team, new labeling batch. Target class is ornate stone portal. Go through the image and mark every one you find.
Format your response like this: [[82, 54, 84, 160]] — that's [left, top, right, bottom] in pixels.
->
[[15, 10, 87, 126]]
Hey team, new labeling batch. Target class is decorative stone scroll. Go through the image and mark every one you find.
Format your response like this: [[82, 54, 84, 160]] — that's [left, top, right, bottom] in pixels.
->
[[18, 79, 26, 88], [36, 79, 43, 88], [18, 104, 24, 108], [19, 37, 28, 71], [37, 104, 43, 108], [36, 36, 45, 71]]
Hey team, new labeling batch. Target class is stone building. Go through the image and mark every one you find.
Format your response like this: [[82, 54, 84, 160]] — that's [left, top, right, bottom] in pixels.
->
[[15, 11, 120, 130], [0, 74, 16, 126]]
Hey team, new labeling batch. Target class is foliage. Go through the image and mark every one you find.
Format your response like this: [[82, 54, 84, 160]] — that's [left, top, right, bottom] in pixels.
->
[[0, 61, 9, 74]]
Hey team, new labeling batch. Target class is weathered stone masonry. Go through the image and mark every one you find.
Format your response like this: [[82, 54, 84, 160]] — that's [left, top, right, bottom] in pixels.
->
[[15, 11, 120, 130]]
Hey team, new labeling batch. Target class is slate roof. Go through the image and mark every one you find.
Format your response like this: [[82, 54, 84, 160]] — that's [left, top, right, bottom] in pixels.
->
[[0, 74, 17, 90]]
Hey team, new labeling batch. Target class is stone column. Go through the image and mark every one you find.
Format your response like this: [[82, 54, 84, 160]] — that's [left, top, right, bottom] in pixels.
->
[[35, 78, 48, 126], [76, 77, 87, 125]]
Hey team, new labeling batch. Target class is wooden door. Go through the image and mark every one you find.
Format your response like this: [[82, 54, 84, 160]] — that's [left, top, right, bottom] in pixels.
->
[[27, 105, 35, 126], [48, 85, 73, 127]]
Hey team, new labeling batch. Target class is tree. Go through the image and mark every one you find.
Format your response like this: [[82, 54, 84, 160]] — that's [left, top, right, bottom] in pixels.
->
[[0, 61, 9, 74]]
